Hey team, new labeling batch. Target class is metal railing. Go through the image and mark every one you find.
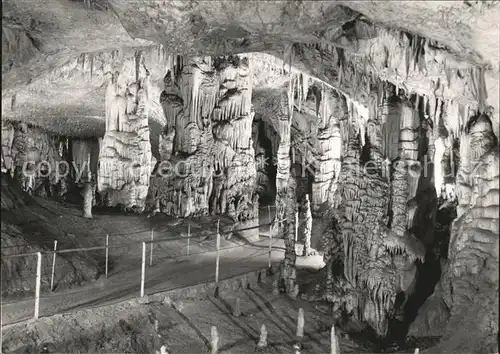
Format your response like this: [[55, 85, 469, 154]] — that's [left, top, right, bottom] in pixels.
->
[[0, 205, 298, 326]]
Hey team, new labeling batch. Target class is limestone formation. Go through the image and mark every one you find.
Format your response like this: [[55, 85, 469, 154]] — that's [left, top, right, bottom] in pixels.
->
[[72, 138, 99, 217], [313, 85, 433, 337], [210, 326, 219, 354], [2, 121, 69, 198], [232, 297, 241, 317], [150, 55, 258, 221], [330, 325, 340, 354], [2, 1, 499, 352], [257, 324, 268, 348], [311, 88, 344, 212], [410, 114, 499, 352], [296, 308, 305, 340], [97, 53, 152, 212], [275, 79, 298, 295], [302, 194, 313, 256]]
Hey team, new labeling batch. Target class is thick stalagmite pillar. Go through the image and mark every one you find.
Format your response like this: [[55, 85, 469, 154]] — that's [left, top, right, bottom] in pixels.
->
[[275, 80, 297, 294], [98, 53, 152, 211], [391, 99, 420, 237], [82, 182, 93, 218], [152, 55, 257, 220], [302, 194, 312, 256], [367, 85, 384, 165], [311, 87, 343, 212], [72, 139, 97, 218]]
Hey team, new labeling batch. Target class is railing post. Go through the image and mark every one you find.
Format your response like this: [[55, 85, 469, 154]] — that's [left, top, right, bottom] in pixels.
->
[[141, 241, 146, 297], [105, 234, 109, 278], [268, 205, 272, 268], [150, 228, 154, 267], [50, 240, 57, 291], [34, 252, 42, 319], [215, 220, 220, 285], [187, 224, 191, 256]]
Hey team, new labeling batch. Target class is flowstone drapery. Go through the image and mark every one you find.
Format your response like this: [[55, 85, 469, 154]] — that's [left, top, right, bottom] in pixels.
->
[[312, 84, 428, 336], [311, 88, 343, 213], [409, 113, 499, 352], [302, 194, 313, 256], [97, 53, 153, 211], [1, 121, 69, 198], [72, 139, 99, 218], [274, 80, 298, 295], [150, 55, 258, 221]]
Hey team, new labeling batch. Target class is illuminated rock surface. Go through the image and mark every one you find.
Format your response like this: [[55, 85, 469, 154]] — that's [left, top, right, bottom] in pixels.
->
[[1, 1, 499, 352]]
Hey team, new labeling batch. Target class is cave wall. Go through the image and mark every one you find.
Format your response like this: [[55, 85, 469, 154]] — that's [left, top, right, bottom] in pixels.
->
[[301, 66, 499, 348], [409, 114, 499, 352], [149, 55, 258, 221], [1, 121, 69, 198], [307, 82, 463, 337]]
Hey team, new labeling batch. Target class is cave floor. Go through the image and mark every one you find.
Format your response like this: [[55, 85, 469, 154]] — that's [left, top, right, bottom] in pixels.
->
[[2, 284, 375, 354], [1, 201, 325, 327]]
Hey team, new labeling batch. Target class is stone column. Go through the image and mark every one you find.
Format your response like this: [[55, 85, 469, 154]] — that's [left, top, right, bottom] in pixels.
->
[[72, 139, 93, 218], [311, 88, 343, 213], [302, 194, 312, 256], [82, 182, 93, 218], [275, 80, 297, 294], [391, 99, 420, 237], [152, 55, 257, 220], [1, 121, 15, 174], [97, 52, 152, 212]]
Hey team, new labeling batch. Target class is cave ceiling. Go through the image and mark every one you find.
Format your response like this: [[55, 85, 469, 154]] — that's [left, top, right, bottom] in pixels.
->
[[2, 0, 499, 138]]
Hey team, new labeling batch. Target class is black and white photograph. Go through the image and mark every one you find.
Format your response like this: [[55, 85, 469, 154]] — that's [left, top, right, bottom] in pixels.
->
[[1, 1, 499, 353]]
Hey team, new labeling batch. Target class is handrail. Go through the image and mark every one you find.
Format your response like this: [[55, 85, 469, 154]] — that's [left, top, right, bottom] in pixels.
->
[[1, 219, 291, 258]]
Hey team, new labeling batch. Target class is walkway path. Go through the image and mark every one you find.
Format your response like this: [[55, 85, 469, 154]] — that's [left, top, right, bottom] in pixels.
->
[[1, 207, 325, 328], [1, 235, 285, 326]]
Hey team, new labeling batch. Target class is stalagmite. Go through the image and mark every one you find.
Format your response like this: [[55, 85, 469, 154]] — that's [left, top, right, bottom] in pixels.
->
[[72, 139, 97, 216], [296, 308, 304, 339], [311, 87, 345, 212], [98, 54, 152, 211], [82, 182, 93, 218], [276, 78, 297, 294], [232, 297, 241, 317], [211, 326, 219, 354], [257, 324, 268, 348], [1, 121, 15, 173], [302, 194, 312, 256], [330, 325, 340, 354], [150, 55, 257, 220]]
